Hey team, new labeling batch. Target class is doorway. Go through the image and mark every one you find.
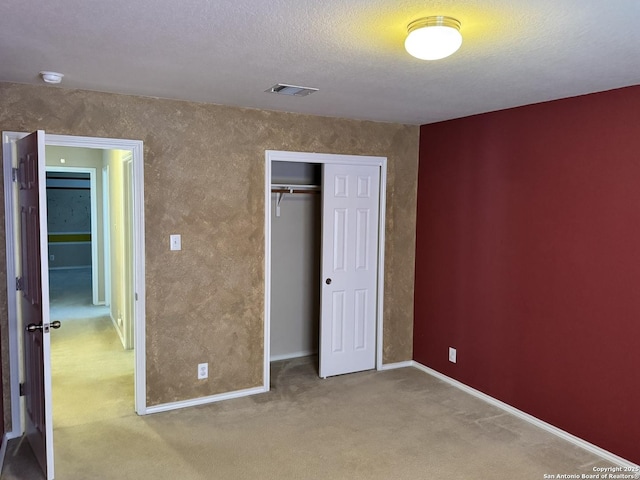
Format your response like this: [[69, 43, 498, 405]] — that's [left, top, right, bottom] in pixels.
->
[[2, 131, 147, 476], [44, 150, 135, 430], [263, 150, 387, 388]]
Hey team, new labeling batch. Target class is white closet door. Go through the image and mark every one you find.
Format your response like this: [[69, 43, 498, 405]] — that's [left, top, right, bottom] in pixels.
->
[[319, 163, 380, 378]]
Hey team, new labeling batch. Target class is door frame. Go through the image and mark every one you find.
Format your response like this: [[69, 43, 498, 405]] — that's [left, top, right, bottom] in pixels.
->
[[45, 166, 101, 305], [102, 165, 112, 307], [263, 150, 387, 389], [3, 131, 148, 439]]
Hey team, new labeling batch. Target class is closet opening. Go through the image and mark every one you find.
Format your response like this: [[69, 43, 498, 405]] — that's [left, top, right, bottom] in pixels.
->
[[269, 161, 322, 369], [264, 150, 388, 387]]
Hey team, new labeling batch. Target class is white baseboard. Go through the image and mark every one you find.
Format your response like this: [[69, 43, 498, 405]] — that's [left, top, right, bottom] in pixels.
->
[[412, 361, 638, 469], [145, 386, 267, 415], [270, 350, 317, 362], [379, 360, 413, 371]]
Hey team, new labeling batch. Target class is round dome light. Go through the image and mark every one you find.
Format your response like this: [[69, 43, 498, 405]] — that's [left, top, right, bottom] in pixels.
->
[[405, 16, 462, 61], [40, 71, 64, 84]]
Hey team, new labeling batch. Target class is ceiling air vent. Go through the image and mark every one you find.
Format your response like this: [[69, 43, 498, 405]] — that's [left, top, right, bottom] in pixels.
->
[[266, 83, 318, 97]]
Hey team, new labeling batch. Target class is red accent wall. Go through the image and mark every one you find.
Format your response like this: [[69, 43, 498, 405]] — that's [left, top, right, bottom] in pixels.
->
[[414, 86, 640, 464]]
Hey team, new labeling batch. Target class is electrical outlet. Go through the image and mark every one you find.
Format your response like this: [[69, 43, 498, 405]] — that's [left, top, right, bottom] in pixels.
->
[[449, 347, 457, 363], [197, 363, 208, 380]]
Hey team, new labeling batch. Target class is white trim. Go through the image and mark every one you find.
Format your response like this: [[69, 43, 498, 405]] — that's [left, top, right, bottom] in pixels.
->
[[376, 162, 387, 371], [378, 360, 413, 371], [130, 142, 146, 415], [267, 150, 385, 167], [2, 131, 147, 439], [110, 312, 126, 347], [5, 431, 20, 441], [35, 130, 56, 479], [102, 165, 111, 307], [46, 166, 99, 304], [412, 362, 639, 469], [263, 158, 272, 390], [270, 350, 317, 362], [2, 132, 24, 437], [145, 386, 267, 415], [264, 150, 387, 390], [123, 153, 135, 350]]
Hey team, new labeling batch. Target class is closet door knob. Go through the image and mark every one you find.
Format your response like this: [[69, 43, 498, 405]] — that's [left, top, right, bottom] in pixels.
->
[[326, 278, 332, 285]]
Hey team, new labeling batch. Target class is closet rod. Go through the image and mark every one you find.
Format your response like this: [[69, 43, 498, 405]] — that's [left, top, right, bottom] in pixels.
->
[[271, 184, 320, 195], [271, 188, 319, 195], [272, 184, 320, 217]]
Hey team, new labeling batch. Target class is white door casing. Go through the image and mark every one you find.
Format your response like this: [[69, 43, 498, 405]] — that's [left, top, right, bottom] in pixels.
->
[[263, 150, 387, 388], [2, 131, 147, 448], [319, 163, 380, 378]]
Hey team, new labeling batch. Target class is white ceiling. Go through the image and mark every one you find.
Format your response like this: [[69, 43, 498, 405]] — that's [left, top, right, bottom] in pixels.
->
[[1, 0, 639, 125]]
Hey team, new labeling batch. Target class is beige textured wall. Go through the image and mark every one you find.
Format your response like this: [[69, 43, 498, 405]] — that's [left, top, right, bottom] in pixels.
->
[[0, 82, 418, 413]]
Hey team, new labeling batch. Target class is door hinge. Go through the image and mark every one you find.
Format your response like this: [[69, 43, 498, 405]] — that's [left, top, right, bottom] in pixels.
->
[[12, 167, 19, 182], [19, 382, 25, 396], [16, 277, 24, 291]]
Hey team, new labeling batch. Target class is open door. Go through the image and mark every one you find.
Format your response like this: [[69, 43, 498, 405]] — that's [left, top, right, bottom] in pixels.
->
[[16, 130, 56, 479], [319, 163, 380, 378]]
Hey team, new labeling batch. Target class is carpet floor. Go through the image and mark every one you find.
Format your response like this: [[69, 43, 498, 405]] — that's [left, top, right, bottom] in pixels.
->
[[1, 269, 619, 479], [2, 356, 616, 480]]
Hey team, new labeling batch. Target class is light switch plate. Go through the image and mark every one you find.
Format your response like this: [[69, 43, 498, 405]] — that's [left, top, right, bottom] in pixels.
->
[[170, 234, 181, 251]]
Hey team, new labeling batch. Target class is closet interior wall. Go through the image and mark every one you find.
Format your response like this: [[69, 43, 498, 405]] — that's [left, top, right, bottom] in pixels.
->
[[270, 161, 321, 361]]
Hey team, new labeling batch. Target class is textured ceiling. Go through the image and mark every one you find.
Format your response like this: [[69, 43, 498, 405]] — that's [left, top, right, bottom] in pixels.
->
[[1, 0, 639, 125]]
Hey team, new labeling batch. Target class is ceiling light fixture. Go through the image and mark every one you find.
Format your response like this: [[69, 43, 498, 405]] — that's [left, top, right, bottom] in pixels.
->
[[405, 16, 462, 61], [266, 83, 318, 97], [40, 71, 64, 84]]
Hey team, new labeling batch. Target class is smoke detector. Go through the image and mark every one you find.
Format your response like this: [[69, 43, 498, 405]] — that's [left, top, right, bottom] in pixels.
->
[[266, 83, 318, 97], [40, 71, 64, 84]]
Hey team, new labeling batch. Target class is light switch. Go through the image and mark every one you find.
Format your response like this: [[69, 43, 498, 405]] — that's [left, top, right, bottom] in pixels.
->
[[170, 234, 181, 251]]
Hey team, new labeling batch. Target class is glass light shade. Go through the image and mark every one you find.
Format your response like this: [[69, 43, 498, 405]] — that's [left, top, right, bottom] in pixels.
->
[[405, 16, 462, 61], [40, 71, 64, 84]]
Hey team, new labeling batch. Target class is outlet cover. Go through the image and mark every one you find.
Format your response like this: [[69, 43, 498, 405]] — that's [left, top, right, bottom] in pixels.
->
[[198, 363, 208, 380], [449, 347, 457, 363]]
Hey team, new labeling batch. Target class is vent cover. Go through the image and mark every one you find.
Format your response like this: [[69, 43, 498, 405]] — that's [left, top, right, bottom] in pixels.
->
[[266, 83, 318, 97]]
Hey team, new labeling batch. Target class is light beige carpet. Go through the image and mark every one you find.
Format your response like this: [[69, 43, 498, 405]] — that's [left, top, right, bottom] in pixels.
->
[[50, 314, 134, 429], [2, 356, 618, 480]]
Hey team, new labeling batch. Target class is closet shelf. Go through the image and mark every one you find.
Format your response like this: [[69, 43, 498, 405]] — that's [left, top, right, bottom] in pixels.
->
[[271, 184, 320, 194], [271, 184, 320, 217]]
